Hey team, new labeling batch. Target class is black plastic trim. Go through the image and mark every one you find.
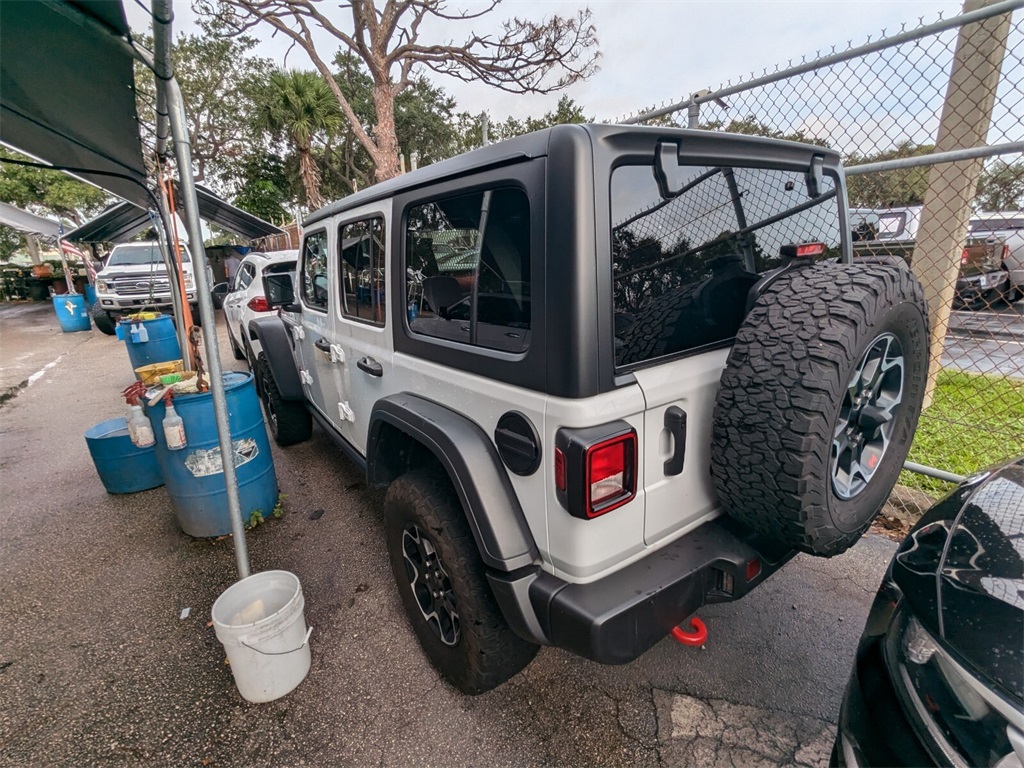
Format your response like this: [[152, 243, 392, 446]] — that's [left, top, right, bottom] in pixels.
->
[[494, 411, 542, 476], [523, 515, 795, 664], [367, 393, 540, 572], [248, 316, 304, 401], [391, 160, 551, 394]]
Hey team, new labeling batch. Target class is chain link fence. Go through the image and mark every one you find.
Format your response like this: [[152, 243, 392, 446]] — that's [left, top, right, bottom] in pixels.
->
[[623, 1, 1024, 526]]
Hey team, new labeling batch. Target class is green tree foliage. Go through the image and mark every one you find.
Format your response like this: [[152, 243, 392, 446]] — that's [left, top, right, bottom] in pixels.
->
[[845, 141, 934, 208], [257, 70, 344, 210], [700, 115, 830, 148], [197, 0, 598, 183], [134, 33, 273, 187], [0, 148, 108, 225], [976, 159, 1024, 211], [0, 226, 24, 261], [452, 95, 592, 153], [319, 52, 460, 197], [230, 153, 292, 224]]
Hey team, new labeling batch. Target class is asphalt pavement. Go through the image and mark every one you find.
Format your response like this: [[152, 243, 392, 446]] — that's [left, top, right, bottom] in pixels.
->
[[1, 300, 902, 767]]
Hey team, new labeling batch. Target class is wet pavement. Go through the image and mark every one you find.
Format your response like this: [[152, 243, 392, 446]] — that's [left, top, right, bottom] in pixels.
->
[[1, 300, 900, 767]]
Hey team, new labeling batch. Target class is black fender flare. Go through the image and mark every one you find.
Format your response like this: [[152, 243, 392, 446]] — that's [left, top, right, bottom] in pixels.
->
[[248, 316, 304, 401], [368, 393, 540, 572]]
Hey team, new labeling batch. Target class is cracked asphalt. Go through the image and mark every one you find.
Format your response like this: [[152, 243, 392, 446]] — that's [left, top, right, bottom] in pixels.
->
[[0, 300, 898, 767]]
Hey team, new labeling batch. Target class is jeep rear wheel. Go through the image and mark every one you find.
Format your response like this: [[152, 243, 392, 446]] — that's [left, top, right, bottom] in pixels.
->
[[255, 354, 311, 446], [711, 263, 928, 557], [384, 469, 538, 694]]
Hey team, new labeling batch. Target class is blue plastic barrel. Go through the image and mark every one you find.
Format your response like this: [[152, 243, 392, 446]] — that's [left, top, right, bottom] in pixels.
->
[[84, 418, 164, 494], [83, 284, 97, 306], [146, 372, 277, 537], [52, 294, 91, 332], [121, 315, 182, 374]]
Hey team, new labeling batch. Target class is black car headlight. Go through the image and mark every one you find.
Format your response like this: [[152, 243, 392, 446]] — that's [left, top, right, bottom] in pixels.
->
[[884, 607, 1024, 768]]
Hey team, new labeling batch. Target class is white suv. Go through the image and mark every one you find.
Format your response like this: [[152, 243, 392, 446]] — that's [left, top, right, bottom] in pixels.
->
[[221, 249, 298, 367], [251, 125, 929, 694]]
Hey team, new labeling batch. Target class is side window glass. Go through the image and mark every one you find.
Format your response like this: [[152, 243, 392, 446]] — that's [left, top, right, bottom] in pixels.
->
[[301, 231, 329, 311], [238, 263, 255, 290], [405, 187, 530, 354], [339, 217, 386, 325]]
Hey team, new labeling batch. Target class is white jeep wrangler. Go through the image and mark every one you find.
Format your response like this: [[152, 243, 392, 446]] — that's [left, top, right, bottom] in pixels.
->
[[251, 125, 928, 694]]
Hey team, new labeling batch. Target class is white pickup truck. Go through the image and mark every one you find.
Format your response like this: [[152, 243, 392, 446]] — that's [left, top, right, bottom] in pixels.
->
[[92, 241, 206, 334], [968, 211, 1024, 303]]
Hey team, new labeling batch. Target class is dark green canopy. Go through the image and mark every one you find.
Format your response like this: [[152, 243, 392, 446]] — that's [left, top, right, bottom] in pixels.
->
[[0, 1, 149, 206]]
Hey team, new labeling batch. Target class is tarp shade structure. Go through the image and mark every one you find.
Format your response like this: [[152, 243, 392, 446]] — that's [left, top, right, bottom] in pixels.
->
[[68, 185, 284, 243], [0, 0, 149, 207], [0, 201, 62, 242]]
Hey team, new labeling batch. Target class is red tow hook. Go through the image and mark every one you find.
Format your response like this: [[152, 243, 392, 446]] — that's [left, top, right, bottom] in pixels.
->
[[671, 616, 707, 646]]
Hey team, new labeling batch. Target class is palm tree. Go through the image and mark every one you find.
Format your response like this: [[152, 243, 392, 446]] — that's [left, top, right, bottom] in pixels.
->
[[258, 70, 342, 210]]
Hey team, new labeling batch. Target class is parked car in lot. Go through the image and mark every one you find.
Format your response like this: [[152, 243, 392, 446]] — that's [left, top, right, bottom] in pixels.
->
[[850, 206, 1017, 308], [833, 457, 1024, 767], [250, 125, 930, 695], [93, 241, 208, 334], [968, 211, 1024, 303], [220, 250, 297, 367]]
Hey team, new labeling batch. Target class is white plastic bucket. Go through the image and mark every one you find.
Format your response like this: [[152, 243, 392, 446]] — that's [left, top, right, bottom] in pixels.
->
[[211, 570, 312, 703]]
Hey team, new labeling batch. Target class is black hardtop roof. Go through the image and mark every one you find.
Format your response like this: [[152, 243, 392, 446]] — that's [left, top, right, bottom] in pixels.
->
[[303, 123, 842, 228]]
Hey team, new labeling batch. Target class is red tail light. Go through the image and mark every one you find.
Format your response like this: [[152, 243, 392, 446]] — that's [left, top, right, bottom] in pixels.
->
[[961, 248, 969, 265], [247, 296, 271, 312], [554, 423, 638, 520], [795, 242, 825, 258], [1002, 244, 1011, 262], [585, 433, 637, 518]]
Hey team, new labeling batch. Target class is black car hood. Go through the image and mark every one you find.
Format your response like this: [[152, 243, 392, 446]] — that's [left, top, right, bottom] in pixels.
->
[[892, 458, 1024, 705]]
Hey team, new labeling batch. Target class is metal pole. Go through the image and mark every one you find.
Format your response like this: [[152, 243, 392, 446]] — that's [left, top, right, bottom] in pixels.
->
[[154, 189, 192, 369], [845, 140, 1024, 174], [903, 461, 967, 484], [156, 0, 250, 578], [481, 112, 490, 146], [624, 0, 1024, 125], [166, 78, 250, 578]]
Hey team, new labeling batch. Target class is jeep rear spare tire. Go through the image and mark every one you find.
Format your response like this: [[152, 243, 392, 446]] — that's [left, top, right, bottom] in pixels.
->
[[711, 263, 928, 556]]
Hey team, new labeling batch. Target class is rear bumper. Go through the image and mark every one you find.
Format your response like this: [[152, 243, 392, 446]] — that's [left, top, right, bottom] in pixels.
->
[[488, 515, 794, 664]]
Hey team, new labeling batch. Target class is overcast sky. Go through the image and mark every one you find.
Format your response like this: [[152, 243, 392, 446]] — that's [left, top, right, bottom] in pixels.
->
[[126, 0, 965, 124]]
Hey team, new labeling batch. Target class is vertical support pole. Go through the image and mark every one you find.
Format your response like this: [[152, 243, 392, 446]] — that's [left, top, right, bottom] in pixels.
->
[[481, 112, 490, 146], [911, 0, 1011, 407], [687, 100, 701, 129], [26, 234, 42, 265], [154, 190, 192, 369], [166, 75, 250, 579]]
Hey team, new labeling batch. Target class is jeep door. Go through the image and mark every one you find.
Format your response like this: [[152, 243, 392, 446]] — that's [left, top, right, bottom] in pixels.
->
[[331, 208, 393, 453], [294, 228, 334, 417]]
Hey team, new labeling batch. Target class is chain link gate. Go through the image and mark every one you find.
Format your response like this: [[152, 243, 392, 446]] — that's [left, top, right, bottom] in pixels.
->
[[621, 0, 1024, 527]]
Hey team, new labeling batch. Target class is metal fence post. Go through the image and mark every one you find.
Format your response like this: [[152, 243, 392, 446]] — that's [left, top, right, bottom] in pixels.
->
[[910, 0, 1013, 407]]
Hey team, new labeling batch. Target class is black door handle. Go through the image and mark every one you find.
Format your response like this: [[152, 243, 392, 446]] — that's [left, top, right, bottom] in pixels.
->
[[664, 406, 687, 476], [357, 357, 383, 377], [313, 337, 331, 352]]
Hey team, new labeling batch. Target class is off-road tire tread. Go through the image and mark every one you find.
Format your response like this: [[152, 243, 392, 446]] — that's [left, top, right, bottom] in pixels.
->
[[256, 354, 311, 446], [618, 284, 701, 365], [711, 263, 928, 557], [385, 469, 538, 695]]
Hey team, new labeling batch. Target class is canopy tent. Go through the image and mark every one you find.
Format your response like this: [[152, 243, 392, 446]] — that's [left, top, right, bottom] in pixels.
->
[[0, 201, 62, 242], [0, 1, 150, 208], [1, 0, 254, 577], [67, 186, 284, 244]]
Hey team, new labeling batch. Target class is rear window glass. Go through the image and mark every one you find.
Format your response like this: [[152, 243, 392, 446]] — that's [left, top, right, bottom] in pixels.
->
[[107, 244, 190, 266], [612, 163, 841, 368]]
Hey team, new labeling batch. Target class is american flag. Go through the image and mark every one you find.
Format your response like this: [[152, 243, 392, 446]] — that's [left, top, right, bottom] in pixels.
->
[[60, 240, 85, 258]]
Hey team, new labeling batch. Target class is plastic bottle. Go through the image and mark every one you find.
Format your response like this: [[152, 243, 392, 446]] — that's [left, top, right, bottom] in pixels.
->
[[163, 398, 187, 451], [128, 405, 155, 448]]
